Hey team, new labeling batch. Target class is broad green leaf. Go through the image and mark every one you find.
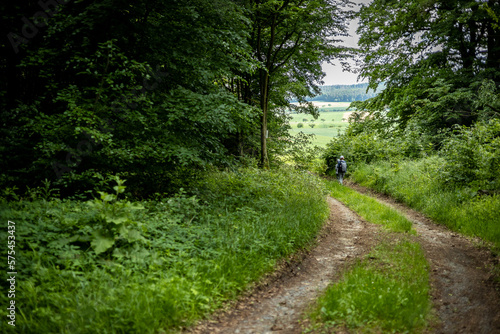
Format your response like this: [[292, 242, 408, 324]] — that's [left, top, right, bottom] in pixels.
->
[[91, 234, 115, 255], [108, 215, 128, 225]]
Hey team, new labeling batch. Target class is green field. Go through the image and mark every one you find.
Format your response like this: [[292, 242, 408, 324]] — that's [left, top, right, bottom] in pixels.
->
[[289, 102, 352, 147]]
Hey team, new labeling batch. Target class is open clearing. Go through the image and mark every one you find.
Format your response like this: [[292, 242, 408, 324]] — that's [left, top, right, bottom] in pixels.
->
[[288, 102, 351, 147], [188, 182, 500, 334]]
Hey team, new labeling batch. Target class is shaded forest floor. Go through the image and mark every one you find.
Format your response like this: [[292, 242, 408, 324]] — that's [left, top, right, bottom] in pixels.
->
[[187, 182, 500, 333]]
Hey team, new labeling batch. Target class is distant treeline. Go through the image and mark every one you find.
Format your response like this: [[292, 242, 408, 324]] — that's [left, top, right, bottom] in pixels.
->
[[312, 83, 384, 102]]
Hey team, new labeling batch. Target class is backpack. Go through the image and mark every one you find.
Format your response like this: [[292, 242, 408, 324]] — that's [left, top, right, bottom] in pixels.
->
[[337, 160, 346, 173]]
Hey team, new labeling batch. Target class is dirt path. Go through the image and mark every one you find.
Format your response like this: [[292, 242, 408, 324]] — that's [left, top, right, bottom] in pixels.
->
[[189, 197, 380, 333], [346, 181, 500, 333], [188, 184, 500, 333]]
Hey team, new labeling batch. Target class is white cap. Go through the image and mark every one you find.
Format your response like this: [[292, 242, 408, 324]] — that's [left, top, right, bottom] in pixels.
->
[[340, 155, 344, 159]]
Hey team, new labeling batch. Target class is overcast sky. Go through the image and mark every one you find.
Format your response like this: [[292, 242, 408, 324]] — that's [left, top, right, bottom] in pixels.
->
[[321, 0, 371, 86]]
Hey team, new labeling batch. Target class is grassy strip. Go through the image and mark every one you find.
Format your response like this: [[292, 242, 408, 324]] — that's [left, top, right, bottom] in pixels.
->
[[307, 180, 431, 333], [351, 157, 500, 250], [0, 168, 329, 333], [325, 180, 414, 233], [309, 236, 431, 333]]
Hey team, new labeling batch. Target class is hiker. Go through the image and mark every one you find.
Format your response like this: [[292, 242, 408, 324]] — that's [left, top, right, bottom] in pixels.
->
[[336, 155, 347, 185]]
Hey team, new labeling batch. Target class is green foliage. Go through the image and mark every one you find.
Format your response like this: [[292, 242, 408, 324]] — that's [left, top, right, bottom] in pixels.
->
[[323, 131, 381, 174], [337, 110, 500, 246], [353, 157, 445, 206], [355, 0, 500, 139], [86, 177, 146, 255], [440, 119, 500, 191], [279, 132, 326, 172], [309, 178, 430, 332], [0, 168, 328, 333], [240, 0, 353, 166], [1, 0, 260, 196], [1, 0, 355, 194], [310, 236, 431, 333], [323, 87, 500, 255], [328, 117, 500, 196]]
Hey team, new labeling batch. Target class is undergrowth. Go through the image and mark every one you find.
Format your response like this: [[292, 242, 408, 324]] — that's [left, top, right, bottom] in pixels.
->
[[0, 168, 328, 333]]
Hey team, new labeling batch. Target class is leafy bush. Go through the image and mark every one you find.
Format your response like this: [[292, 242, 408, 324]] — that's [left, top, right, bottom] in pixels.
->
[[322, 114, 441, 176], [323, 131, 388, 175], [280, 132, 325, 172], [297, 122, 304, 128], [2, 35, 259, 197], [440, 119, 500, 191]]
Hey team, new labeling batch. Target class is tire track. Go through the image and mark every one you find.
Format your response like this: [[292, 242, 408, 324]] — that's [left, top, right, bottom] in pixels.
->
[[347, 181, 500, 333], [188, 197, 379, 334]]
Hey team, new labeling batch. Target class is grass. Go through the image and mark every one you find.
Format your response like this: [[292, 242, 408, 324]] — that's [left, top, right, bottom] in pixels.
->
[[351, 157, 500, 251], [289, 125, 346, 147], [325, 181, 414, 234], [0, 168, 329, 333], [309, 236, 431, 333], [306, 179, 431, 333], [289, 109, 350, 147], [0, 165, 438, 333]]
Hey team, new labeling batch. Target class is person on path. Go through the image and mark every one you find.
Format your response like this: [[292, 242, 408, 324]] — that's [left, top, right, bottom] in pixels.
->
[[336, 155, 347, 185]]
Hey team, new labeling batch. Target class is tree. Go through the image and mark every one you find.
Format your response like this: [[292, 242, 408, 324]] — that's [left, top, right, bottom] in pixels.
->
[[0, 0, 259, 195], [237, 0, 353, 167], [313, 83, 383, 102], [354, 0, 500, 138]]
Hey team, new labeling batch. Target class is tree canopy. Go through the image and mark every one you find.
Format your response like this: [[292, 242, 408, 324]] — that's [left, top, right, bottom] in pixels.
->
[[354, 0, 500, 136], [1, 0, 352, 195], [323, 0, 500, 195], [223, 0, 353, 167]]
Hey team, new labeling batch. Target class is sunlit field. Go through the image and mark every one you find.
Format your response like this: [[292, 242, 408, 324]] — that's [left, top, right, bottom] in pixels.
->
[[289, 102, 353, 147]]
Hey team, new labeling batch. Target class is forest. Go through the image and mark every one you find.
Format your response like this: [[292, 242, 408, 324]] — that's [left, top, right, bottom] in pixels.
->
[[312, 82, 384, 101], [1, 0, 500, 333]]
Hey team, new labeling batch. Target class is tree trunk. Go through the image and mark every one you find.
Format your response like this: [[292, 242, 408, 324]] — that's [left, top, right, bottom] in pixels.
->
[[486, 1, 500, 76], [259, 68, 269, 168], [257, 8, 277, 169]]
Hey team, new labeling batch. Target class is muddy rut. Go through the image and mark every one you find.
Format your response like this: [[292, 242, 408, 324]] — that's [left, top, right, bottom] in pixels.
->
[[188, 183, 500, 334]]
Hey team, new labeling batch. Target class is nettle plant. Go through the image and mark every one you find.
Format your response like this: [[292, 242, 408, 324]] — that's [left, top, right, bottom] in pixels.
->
[[85, 176, 146, 258]]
